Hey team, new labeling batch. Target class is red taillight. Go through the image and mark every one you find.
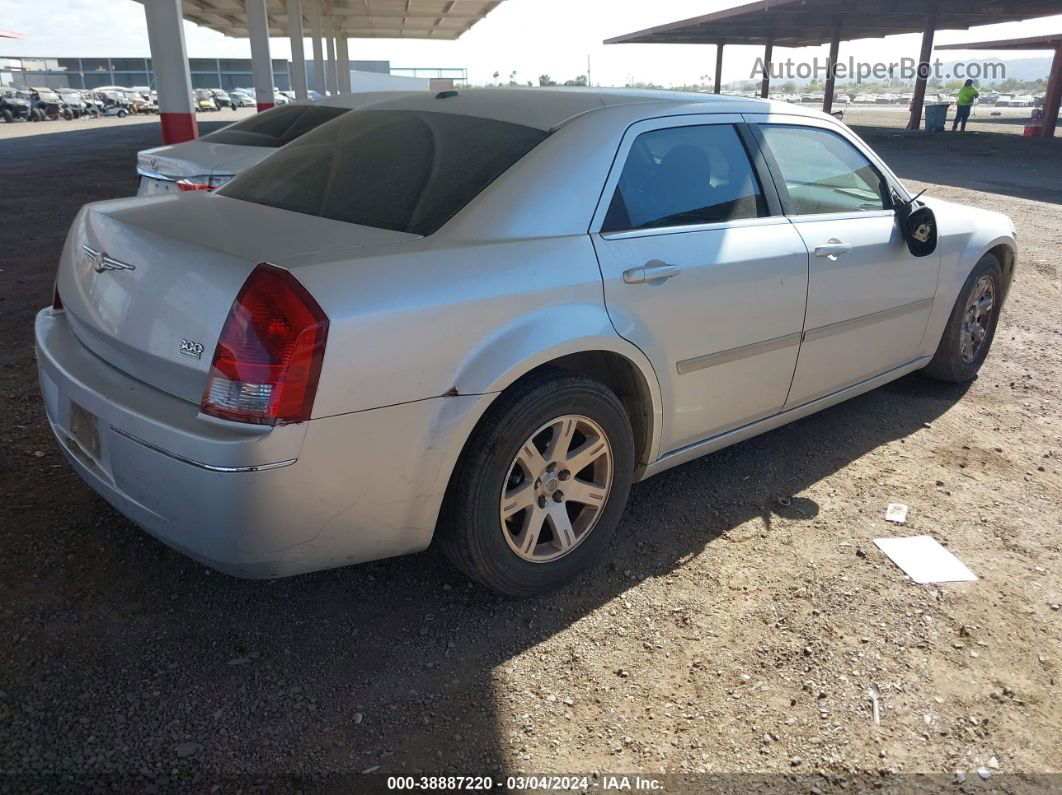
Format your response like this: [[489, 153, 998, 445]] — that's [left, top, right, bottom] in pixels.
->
[[176, 178, 212, 192], [201, 263, 328, 425]]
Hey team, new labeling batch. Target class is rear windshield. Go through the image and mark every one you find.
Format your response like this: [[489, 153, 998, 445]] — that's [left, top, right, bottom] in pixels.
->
[[219, 109, 548, 236], [201, 104, 349, 148]]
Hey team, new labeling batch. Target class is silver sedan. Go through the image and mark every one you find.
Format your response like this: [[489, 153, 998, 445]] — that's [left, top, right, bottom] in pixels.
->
[[37, 88, 1016, 595]]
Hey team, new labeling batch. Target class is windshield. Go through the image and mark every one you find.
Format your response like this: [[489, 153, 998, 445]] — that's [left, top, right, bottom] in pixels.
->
[[201, 103, 348, 148], [219, 109, 547, 236]]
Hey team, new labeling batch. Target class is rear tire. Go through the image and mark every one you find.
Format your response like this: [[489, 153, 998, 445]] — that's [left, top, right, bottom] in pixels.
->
[[438, 369, 635, 597], [923, 253, 1003, 383], [1, 109, 12, 123]]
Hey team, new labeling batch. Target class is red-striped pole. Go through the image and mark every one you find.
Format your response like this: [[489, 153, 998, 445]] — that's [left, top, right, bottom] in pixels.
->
[[247, 0, 275, 112], [143, 0, 198, 144]]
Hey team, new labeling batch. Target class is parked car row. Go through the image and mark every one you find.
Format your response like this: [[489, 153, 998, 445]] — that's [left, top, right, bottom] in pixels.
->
[[0, 85, 159, 122]]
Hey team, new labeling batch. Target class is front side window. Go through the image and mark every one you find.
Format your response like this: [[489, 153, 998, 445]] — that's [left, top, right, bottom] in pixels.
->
[[200, 104, 349, 148], [220, 109, 548, 236], [602, 124, 766, 233], [758, 125, 889, 215]]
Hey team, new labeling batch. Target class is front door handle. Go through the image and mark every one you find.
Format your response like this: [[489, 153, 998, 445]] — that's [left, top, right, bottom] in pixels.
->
[[623, 263, 682, 284], [814, 238, 852, 260]]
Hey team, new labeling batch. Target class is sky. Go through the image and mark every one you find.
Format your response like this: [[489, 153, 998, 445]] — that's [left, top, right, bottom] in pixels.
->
[[1, 0, 1060, 87]]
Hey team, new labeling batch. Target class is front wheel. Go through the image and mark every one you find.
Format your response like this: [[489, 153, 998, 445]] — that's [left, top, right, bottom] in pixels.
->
[[923, 253, 1004, 382], [438, 369, 635, 596]]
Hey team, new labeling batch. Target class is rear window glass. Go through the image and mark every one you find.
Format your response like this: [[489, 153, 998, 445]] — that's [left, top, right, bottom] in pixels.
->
[[201, 104, 349, 148], [219, 109, 548, 236]]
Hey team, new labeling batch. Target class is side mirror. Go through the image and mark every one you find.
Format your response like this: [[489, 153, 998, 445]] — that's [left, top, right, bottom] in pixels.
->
[[895, 189, 937, 257]]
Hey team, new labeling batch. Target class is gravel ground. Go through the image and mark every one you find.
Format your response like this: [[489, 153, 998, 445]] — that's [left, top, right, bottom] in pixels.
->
[[0, 118, 1059, 791]]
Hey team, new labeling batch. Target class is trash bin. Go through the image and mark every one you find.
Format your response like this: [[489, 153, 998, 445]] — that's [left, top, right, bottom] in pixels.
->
[[924, 102, 949, 133]]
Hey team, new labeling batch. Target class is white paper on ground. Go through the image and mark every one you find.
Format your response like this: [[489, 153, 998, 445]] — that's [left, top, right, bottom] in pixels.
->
[[885, 502, 909, 523], [873, 535, 977, 584]]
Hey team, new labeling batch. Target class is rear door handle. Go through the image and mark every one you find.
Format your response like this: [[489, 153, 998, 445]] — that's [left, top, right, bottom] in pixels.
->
[[623, 263, 682, 284], [814, 239, 852, 260]]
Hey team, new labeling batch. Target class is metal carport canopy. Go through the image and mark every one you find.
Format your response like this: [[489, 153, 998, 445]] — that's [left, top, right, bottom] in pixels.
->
[[604, 0, 1060, 48], [938, 33, 1062, 138], [605, 0, 1061, 123], [171, 0, 503, 38]]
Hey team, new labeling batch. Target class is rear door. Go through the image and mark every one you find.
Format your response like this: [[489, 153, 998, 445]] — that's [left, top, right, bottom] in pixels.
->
[[591, 115, 808, 454], [746, 117, 940, 407]]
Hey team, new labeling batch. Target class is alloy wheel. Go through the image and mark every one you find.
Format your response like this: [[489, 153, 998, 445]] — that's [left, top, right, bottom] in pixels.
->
[[960, 275, 994, 363], [499, 415, 613, 563]]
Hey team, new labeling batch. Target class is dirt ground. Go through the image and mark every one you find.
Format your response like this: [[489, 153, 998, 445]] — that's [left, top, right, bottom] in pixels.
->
[[0, 118, 1060, 791]]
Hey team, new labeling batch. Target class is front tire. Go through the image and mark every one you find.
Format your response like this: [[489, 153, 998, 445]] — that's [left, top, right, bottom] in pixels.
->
[[924, 253, 1003, 383], [438, 369, 635, 596]]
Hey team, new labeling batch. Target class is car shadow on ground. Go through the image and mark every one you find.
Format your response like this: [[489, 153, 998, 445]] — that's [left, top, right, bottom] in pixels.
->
[[7, 372, 970, 784], [854, 124, 1062, 205]]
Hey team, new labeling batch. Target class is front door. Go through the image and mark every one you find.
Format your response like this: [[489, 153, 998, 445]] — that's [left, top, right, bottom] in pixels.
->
[[591, 116, 809, 453], [749, 119, 941, 407]]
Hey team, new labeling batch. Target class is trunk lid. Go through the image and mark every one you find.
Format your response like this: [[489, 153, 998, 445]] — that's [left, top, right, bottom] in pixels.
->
[[58, 192, 417, 404], [138, 140, 270, 180]]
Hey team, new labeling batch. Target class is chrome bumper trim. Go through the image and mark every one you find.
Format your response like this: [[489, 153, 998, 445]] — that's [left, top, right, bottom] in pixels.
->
[[111, 427, 296, 473]]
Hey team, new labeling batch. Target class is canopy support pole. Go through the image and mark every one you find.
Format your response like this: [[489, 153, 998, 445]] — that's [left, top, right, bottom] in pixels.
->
[[760, 35, 774, 99], [325, 19, 337, 94], [1041, 42, 1062, 138], [714, 42, 724, 94], [336, 32, 351, 94], [287, 0, 308, 100], [822, 22, 841, 115], [906, 3, 939, 130], [143, 0, 197, 143], [246, 0, 275, 112], [309, 0, 325, 95]]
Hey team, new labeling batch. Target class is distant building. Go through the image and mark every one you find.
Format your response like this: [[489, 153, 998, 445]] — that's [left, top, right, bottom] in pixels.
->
[[0, 55, 466, 93]]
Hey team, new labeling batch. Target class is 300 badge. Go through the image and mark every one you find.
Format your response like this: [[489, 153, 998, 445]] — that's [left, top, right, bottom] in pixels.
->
[[179, 338, 205, 359]]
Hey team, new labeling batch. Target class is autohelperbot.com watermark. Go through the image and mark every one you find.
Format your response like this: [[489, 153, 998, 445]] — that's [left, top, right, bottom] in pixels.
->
[[751, 57, 1005, 83]]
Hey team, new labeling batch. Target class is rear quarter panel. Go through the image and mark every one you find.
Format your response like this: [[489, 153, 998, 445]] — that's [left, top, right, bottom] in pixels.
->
[[289, 234, 618, 417]]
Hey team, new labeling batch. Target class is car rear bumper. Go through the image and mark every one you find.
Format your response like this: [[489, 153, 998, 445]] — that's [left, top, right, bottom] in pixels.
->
[[36, 308, 474, 578]]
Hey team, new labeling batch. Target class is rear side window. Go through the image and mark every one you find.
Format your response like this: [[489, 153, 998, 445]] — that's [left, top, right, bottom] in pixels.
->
[[201, 104, 349, 148], [757, 125, 889, 214], [220, 109, 548, 236], [602, 124, 766, 233]]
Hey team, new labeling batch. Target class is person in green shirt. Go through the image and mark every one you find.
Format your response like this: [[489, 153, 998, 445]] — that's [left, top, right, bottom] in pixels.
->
[[953, 79, 979, 132]]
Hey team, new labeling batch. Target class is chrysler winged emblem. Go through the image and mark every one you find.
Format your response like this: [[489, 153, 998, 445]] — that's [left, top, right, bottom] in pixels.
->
[[82, 244, 135, 273]]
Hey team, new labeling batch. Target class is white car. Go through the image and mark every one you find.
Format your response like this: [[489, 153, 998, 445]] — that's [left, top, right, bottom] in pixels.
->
[[40, 89, 1016, 596], [230, 91, 256, 108], [135, 91, 415, 195]]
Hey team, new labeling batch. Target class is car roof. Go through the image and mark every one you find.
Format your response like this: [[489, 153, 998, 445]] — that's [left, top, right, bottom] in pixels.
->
[[349, 87, 822, 130], [308, 90, 424, 110]]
